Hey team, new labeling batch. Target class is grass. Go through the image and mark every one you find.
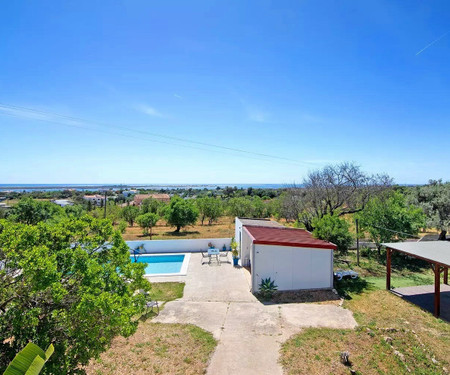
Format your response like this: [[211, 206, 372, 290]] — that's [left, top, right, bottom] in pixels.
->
[[281, 250, 450, 374], [280, 290, 450, 375], [121, 216, 235, 241], [150, 282, 185, 303], [85, 282, 218, 374], [85, 323, 217, 375], [334, 249, 435, 299]]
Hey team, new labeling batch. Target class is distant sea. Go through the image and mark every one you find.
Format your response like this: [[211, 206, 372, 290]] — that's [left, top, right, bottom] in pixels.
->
[[0, 183, 288, 192]]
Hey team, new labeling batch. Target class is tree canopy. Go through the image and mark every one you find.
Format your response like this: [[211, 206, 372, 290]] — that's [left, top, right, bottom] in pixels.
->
[[0, 216, 150, 374], [164, 196, 199, 232], [358, 191, 426, 250], [136, 212, 159, 237], [312, 214, 353, 254], [196, 197, 223, 225], [408, 180, 450, 240]]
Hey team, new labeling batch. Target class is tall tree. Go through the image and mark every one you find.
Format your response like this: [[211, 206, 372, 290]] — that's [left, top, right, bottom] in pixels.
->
[[312, 214, 353, 255], [136, 212, 159, 238], [196, 197, 223, 225], [0, 216, 150, 374], [121, 205, 140, 227], [164, 196, 198, 232], [408, 180, 450, 240], [358, 191, 426, 251], [9, 198, 63, 225], [287, 162, 392, 230]]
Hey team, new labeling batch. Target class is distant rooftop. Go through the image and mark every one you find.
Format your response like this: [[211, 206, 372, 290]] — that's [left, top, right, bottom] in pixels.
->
[[244, 225, 337, 250]]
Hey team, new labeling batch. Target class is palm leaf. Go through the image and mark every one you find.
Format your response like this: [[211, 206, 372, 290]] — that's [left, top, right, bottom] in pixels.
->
[[3, 343, 54, 375]]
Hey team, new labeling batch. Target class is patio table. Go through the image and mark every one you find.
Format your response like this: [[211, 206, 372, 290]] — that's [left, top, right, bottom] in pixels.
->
[[208, 248, 220, 265]]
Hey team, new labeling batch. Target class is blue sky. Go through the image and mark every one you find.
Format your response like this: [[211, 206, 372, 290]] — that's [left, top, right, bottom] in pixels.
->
[[1, 1, 449, 184]]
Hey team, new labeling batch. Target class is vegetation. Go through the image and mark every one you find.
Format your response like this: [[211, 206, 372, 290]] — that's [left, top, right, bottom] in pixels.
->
[[165, 196, 199, 232], [408, 179, 450, 240], [196, 196, 223, 225], [121, 205, 140, 226], [281, 248, 449, 374], [312, 214, 354, 254], [85, 323, 217, 375], [0, 216, 150, 374], [358, 191, 426, 251], [136, 212, 159, 238], [4, 343, 54, 375], [258, 277, 278, 299]]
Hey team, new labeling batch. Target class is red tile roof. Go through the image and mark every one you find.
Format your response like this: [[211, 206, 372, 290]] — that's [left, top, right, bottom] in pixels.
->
[[244, 225, 337, 250]]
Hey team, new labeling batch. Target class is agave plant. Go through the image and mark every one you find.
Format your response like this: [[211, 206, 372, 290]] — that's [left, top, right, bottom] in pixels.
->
[[4, 343, 54, 375], [259, 277, 278, 299]]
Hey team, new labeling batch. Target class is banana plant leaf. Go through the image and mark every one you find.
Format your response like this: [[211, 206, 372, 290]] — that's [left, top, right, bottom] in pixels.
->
[[3, 343, 54, 375]]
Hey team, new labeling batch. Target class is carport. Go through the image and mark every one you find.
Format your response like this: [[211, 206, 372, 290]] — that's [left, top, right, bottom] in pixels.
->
[[383, 241, 450, 317]]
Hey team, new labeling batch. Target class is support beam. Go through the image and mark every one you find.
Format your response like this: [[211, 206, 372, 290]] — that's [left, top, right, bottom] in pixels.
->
[[434, 263, 440, 317], [444, 268, 448, 285], [386, 247, 391, 290]]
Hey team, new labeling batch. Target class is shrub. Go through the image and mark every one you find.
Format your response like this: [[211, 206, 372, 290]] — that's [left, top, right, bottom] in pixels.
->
[[312, 214, 353, 254]]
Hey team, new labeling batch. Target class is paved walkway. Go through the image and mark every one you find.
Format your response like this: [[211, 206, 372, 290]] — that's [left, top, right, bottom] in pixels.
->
[[392, 284, 450, 322], [153, 253, 357, 375]]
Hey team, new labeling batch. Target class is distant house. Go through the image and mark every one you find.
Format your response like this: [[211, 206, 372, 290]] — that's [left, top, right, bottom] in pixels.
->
[[133, 194, 171, 205], [83, 194, 105, 206], [122, 189, 138, 198], [52, 199, 74, 207]]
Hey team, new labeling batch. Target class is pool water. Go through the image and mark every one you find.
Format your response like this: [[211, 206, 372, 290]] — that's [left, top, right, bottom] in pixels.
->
[[130, 254, 185, 275]]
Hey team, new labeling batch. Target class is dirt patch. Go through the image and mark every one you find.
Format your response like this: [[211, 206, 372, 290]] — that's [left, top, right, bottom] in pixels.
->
[[85, 323, 216, 375], [264, 289, 341, 305]]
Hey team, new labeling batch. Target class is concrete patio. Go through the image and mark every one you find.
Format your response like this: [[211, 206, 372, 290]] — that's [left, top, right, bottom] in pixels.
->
[[153, 253, 357, 375]]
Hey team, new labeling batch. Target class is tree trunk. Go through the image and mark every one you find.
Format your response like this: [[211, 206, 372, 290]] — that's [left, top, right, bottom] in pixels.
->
[[175, 225, 181, 232], [438, 230, 447, 241]]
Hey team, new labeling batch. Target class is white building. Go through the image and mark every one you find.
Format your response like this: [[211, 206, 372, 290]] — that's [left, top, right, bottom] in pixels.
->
[[52, 199, 74, 207], [122, 189, 138, 197], [238, 221, 336, 293], [83, 194, 105, 206]]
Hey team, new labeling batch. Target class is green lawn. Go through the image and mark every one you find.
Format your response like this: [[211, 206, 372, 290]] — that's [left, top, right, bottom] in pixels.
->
[[150, 282, 185, 302]]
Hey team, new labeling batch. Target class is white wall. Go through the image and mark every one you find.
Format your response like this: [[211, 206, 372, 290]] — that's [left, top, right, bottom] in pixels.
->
[[235, 217, 243, 248], [126, 238, 232, 254], [241, 228, 253, 266], [252, 244, 333, 291]]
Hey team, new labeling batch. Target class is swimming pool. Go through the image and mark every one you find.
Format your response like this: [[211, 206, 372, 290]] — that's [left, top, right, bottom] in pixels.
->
[[130, 253, 190, 276]]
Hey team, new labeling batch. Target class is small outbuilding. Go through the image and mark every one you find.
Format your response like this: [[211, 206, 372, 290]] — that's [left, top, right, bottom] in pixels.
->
[[240, 224, 337, 292]]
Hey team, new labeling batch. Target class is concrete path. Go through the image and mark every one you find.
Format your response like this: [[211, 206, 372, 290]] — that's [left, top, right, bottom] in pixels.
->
[[153, 253, 357, 375]]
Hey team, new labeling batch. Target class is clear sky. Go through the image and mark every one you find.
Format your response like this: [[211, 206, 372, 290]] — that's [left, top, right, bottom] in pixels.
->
[[1, 1, 449, 185]]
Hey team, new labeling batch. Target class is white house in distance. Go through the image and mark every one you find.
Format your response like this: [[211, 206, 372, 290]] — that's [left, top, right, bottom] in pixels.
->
[[52, 199, 73, 207], [83, 194, 105, 206], [235, 217, 337, 293]]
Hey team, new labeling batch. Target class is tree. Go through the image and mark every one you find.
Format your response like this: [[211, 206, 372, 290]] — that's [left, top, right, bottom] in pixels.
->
[[165, 196, 198, 232], [136, 212, 159, 238], [226, 197, 254, 218], [9, 198, 63, 225], [408, 180, 450, 240], [358, 191, 426, 252], [196, 197, 223, 225], [140, 198, 163, 215], [312, 214, 353, 254], [288, 162, 392, 230], [0, 216, 150, 374], [121, 205, 140, 226], [64, 204, 85, 218]]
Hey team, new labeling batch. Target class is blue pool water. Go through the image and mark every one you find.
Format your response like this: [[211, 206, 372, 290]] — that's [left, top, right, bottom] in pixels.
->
[[130, 254, 185, 275]]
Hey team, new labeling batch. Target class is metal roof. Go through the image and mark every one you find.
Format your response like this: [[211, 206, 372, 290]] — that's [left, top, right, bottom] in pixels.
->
[[244, 225, 337, 250], [238, 218, 284, 228], [383, 241, 450, 267]]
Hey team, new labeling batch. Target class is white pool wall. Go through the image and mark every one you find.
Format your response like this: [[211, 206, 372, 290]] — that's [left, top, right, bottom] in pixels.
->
[[126, 238, 232, 254]]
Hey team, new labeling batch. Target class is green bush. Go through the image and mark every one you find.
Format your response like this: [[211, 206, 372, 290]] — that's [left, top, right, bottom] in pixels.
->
[[312, 214, 353, 254]]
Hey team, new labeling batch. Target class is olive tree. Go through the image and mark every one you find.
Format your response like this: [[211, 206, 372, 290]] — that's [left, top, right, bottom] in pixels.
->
[[408, 180, 450, 240], [136, 212, 159, 238], [165, 196, 198, 232]]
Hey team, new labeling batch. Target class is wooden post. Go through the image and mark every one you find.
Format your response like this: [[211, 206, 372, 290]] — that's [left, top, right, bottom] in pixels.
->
[[355, 219, 360, 267], [434, 263, 440, 317], [444, 268, 449, 285], [386, 247, 391, 290]]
